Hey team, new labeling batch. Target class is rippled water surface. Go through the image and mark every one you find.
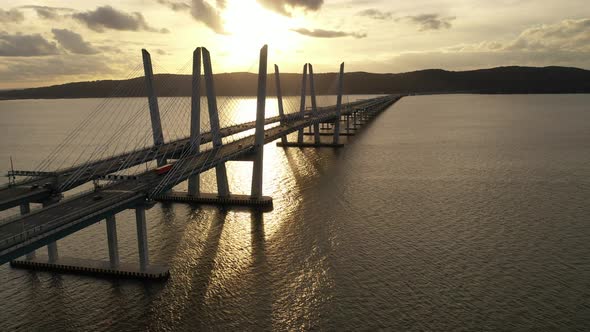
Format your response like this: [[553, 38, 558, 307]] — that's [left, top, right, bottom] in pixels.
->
[[0, 94, 589, 331]]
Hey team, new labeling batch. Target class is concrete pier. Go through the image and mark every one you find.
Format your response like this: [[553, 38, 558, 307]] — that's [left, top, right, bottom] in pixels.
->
[[10, 257, 169, 280], [155, 191, 273, 210], [106, 215, 119, 267], [277, 142, 344, 148], [135, 206, 149, 271]]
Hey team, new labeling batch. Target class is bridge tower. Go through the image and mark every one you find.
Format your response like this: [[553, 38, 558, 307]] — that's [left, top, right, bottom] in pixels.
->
[[188, 47, 202, 197], [155, 45, 272, 208], [142, 50, 165, 166], [276, 62, 346, 148]]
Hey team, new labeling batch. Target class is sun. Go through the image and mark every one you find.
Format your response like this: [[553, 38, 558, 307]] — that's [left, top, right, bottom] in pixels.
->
[[219, 0, 306, 70]]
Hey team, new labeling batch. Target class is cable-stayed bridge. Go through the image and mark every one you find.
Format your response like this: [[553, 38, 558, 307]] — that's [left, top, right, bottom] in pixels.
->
[[0, 45, 403, 279]]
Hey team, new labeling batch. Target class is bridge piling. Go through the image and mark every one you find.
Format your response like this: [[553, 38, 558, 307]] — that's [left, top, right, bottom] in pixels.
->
[[47, 242, 58, 263], [19, 202, 30, 215], [43, 198, 60, 263], [106, 215, 119, 267], [135, 206, 149, 271], [19, 203, 36, 259]]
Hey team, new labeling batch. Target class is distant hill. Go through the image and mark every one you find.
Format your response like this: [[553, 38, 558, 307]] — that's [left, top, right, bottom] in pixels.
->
[[1, 66, 589, 100]]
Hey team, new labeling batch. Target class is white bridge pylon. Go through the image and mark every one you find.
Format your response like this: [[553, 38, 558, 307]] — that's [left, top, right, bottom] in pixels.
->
[[142, 44, 347, 207], [143, 45, 273, 207]]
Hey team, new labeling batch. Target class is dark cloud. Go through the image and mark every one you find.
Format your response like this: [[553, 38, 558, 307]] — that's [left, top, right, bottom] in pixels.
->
[[292, 28, 367, 39], [257, 0, 323, 16], [157, 0, 191, 11], [0, 9, 25, 23], [156, 0, 227, 34], [73, 6, 168, 33], [402, 14, 456, 31], [0, 32, 59, 56], [190, 0, 227, 34], [52, 29, 99, 55], [19, 5, 74, 19], [357, 9, 392, 20], [36, 8, 59, 20]]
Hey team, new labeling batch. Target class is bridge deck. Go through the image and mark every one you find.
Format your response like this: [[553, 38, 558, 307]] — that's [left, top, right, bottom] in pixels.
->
[[0, 95, 401, 264], [0, 97, 375, 210]]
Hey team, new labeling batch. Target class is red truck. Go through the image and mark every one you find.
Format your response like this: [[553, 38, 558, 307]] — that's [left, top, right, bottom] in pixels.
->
[[154, 164, 173, 175]]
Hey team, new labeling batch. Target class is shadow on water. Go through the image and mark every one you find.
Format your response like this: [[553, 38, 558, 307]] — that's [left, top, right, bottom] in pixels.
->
[[250, 211, 272, 331], [177, 208, 227, 330]]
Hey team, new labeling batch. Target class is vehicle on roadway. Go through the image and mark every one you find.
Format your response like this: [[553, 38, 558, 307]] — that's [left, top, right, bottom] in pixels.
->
[[154, 164, 173, 175]]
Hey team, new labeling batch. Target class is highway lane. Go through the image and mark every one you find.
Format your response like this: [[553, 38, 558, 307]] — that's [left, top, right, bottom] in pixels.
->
[[0, 96, 399, 264]]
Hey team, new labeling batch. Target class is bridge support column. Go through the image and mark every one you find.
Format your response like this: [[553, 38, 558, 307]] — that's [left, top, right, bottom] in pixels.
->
[[251, 45, 268, 200], [20, 202, 30, 215], [274, 64, 287, 145], [106, 215, 119, 267], [309, 64, 321, 144], [203, 48, 230, 198], [43, 199, 59, 263], [332, 62, 344, 145], [47, 242, 58, 263], [11, 204, 169, 279], [142, 49, 165, 166], [297, 64, 307, 144], [18, 203, 36, 259], [188, 47, 202, 197], [135, 206, 149, 271]]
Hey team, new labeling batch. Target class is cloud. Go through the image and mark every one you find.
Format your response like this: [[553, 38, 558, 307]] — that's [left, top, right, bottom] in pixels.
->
[[18, 5, 75, 20], [370, 50, 590, 73], [156, 0, 227, 33], [357, 9, 392, 20], [36, 8, 59, 20], [0, 9, 25, 24], [0, 54, 117, 87], [291, 28, 367, 39], [0, 32, 59, 56], [447, 18, 590, 53], [157, 0, 191, 11], [190, 0, 227, 34], [52, 29, 99, 55], [73, 6, 168, 33], [356, 18, 590, 73], [503, 18, 590, 52], [216, 0, 227, 9], [257, 0, 324, 16], [401, 14, 456, 31]]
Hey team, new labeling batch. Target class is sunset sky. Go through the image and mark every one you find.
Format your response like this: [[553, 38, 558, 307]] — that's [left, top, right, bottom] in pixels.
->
[[0, 0, 589, 89]]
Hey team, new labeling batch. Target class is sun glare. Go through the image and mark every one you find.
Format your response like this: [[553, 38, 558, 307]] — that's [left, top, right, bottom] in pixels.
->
[[220, 0, 305, 70]]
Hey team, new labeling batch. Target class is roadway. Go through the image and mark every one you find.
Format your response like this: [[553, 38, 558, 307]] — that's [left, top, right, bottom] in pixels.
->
[[0, 95, 401, 264], [0, 97, 377, 211]]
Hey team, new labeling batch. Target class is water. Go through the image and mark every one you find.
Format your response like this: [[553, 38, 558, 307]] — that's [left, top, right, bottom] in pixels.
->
[[0, 94, 589, 331]]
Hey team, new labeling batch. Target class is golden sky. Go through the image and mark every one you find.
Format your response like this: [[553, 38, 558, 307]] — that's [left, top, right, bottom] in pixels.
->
[[0, 0, 589, 88]]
